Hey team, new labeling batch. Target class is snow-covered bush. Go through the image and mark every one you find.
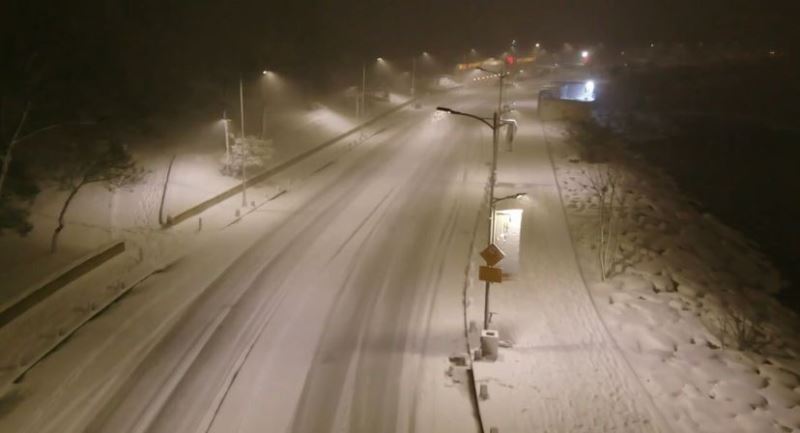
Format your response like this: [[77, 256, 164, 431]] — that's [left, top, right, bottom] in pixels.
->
[[221, 135, 274, 178]]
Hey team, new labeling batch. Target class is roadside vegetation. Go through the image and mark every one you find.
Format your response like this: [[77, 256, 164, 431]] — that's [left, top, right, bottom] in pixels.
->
[[595, 57, 800, 313]]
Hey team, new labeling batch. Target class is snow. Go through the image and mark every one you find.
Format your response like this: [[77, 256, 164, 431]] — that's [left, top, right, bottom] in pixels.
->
[[1, 73, 799, 433], [549, 99, 800, 433], [464, 94, 671, 433], [0, 94, 483, 432]]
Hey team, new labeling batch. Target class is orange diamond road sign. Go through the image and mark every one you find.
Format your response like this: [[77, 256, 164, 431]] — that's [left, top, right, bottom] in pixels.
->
[[480, 243, 505, 267], [479, 266, 503, 283]]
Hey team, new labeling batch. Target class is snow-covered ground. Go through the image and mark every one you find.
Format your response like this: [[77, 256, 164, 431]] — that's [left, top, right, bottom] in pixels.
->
[[459, 77, 798, 433], [1, 72, 798, 433], [549, 120, 800, 433], [0, 95, 400, 310], [0, 94, 408, 389], [0, 90, 486, 432], [464, 85, 672, 433]]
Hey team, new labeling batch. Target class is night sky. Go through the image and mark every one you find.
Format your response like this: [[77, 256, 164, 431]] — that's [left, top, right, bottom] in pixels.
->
[[3, 0, 798, 117]]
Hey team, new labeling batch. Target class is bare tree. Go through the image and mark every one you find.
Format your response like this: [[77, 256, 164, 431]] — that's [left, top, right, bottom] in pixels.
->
[[1, 51, 90, 234], [716, 301, 771, 352], [582, 163, 626, 280], [49, 138, 143, 252]]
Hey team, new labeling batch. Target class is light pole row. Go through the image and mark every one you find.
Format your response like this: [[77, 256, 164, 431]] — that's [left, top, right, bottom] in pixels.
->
[[358, 52, 433, 118]]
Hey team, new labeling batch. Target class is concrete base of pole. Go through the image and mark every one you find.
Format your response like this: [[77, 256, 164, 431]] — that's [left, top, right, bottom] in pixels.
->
[[480, 329, 499, 361]]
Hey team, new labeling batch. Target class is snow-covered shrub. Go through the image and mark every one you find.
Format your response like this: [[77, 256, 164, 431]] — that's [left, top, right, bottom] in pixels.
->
[[221, 136, 274, 178]]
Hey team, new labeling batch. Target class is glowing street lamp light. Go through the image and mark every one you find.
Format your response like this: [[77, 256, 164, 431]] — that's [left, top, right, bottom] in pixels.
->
[[360, 57, 386, 118], [581, 50, 590, 59], [436, 106, 517, 329], [493, 193, 527, 205], [477, 66, 510, 118], [412, 51, 433, 96], [259, 70, 279, 138]]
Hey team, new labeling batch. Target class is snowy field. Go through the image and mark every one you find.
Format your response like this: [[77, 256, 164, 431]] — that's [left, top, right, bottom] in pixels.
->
[[548, 116, 800, 432]]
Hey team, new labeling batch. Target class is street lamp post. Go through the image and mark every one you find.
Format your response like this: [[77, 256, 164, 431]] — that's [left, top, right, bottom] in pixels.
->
[[239, 75, 247, 207], [222, 111, 231, 167], [437, 106, 506, 329], [477, 66, 509, 117], [411, 57, 416, 96], [360, 62, 367, 118]]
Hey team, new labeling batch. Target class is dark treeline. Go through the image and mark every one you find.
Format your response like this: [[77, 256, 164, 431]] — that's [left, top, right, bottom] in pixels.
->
[[596, 57, 800, 312], [4, 0, 798, 122]]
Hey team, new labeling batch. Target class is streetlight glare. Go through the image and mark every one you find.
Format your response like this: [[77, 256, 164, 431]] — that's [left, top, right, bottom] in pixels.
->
[[581, 50, 590, 59]]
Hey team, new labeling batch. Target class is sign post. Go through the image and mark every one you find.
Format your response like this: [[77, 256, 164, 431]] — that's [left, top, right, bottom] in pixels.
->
[[479, 243, 505, 329]]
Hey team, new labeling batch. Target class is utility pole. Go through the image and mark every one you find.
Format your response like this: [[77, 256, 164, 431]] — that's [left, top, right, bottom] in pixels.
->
[[223, 110, 230, 166], [497, 70, 505, 115], [436, 106, 504, 330], [484, 111, 499, 329], [361, 62, 367, 118], [477, 66, 509, 117], [239, 75, 247, 206], [411, 57, 416, 96]]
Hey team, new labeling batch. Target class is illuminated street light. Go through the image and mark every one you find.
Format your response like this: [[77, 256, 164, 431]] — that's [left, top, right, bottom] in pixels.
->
[[477, 66, 510, 118], [259, 69, 278, 139], [493, 193, 527, 205], [437, 106, 517, 329], [359, 57, 385, 118], [581, 50, 590, 59], [412, 51, 433, 96]]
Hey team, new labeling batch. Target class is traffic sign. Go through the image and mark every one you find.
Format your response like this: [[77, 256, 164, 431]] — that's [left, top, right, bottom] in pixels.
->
[[479, 266, 503, 283], [480, 244, 505, 267]]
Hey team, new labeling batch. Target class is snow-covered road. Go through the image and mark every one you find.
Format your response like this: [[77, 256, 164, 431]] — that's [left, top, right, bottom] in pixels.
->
[[78, 90, 493, 433], [2, 80, 684, 433]]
